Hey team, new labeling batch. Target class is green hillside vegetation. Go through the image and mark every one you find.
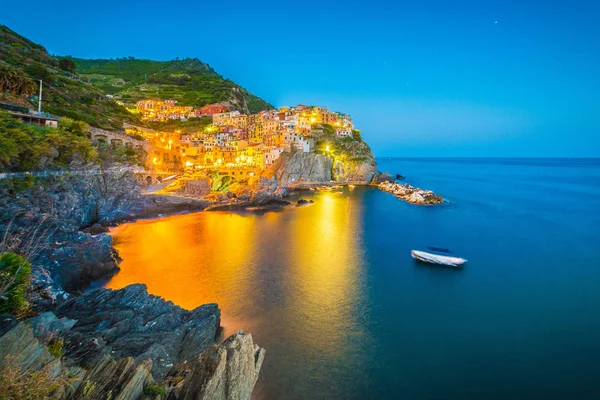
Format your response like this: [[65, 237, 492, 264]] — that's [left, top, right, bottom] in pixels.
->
[[68, 57, 274, 114], [0, 25, 136, 130], [0, 111, 143, 172], [0, 25, 274, 132], [312, 124, 374, 161]]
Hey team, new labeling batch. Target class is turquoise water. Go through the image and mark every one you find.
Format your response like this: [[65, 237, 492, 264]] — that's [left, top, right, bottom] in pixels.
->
[[109, 158, 600, 399]]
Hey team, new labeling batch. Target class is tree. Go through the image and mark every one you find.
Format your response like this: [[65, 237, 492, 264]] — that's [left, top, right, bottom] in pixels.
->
[[0, 64, 37, 95], [58, 58, 76, 73], [24, 63, 54, 84]]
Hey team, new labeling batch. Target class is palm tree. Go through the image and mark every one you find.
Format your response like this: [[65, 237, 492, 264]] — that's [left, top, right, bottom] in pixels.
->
[[0, 63, 37, 96]]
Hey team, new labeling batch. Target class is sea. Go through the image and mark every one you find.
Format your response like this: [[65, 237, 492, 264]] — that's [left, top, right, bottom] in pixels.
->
[[105, 158, 600, 399]]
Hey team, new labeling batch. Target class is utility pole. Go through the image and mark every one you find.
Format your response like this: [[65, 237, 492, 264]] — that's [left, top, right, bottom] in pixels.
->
[[38, 80, 42, 114]]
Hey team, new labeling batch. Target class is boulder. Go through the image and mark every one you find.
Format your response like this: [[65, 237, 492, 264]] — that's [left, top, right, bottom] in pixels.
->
[[296, 198, 314, 207]]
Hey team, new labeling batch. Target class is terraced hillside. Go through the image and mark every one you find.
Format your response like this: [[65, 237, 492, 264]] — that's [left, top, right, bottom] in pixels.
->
[[69, 57, 274, 114]]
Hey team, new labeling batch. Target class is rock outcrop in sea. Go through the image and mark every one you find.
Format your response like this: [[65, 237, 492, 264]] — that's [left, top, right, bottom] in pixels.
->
[[378, 181, 444, 204], [0, 285, 265, 399]]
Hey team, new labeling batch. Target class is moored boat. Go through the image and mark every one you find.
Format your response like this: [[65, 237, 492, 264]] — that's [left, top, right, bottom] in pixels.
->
[[411, 248, 467, 267]]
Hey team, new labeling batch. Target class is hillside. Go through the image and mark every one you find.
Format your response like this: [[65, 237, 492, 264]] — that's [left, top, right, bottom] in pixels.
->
[[0, 25, 135, 130], [68, 57, 274, 114], [0, 25, 274, 130]]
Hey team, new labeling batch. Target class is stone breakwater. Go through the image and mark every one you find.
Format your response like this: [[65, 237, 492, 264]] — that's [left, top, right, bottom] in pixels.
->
[[377, 181, 444, 205]]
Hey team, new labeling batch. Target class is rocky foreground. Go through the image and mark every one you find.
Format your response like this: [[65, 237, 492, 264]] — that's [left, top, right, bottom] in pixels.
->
[[377, 181, 444, 204], [0, 284, 264, 399]]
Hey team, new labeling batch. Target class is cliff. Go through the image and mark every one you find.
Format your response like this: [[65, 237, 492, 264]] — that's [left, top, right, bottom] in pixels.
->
[[0, 285, 264, 399], [0, 172, 208, 296], [269, 151, 377, 186]]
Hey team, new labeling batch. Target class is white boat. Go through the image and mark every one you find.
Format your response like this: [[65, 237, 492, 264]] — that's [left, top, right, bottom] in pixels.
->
[[411, 249, 467, 267]]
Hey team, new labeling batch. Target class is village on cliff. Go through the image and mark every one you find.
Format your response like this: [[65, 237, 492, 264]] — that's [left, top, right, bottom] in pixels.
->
[[123, 100, 357, 178]]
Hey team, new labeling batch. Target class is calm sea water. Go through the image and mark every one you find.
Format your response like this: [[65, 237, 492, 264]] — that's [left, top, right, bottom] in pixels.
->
[[106, 158, 600, 399]]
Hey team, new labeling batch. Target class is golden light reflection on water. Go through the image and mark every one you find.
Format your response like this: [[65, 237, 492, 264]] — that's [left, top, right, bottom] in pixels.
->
[[106, 189, 368, 377]]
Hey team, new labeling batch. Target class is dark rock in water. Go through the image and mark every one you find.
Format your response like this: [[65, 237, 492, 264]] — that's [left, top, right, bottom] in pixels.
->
[[395, 173, 405, 180], [296, 198, 314, 207], [41, 232, 121, 293], [370, 171, 394, 185], [83, 223, 109, 235], [54, 284, 221, 380]]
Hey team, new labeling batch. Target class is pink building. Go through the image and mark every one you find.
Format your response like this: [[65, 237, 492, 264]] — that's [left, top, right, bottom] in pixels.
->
[[194, 103, 230, 116], [263, 147, 284, 169]]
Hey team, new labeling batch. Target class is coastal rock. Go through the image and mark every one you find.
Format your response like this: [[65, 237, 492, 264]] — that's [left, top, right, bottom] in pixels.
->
[[378, 181, 443, 205], [170, 332, 265, 400], [204, 177, 290, 211], [396, 173, 405, 180], [269, 151, 377, 185], [332, 157, 377, 183], [296, 198, 314, 206], [0, 321, 62, 379], [140, 193, 209, 217], [43, 231, 121, 293], [271, 152, 333, 184], [0, 308, 265, 400], [169, 178, 211, 198], [84, 223, 110, 235], [71, 355, 154, 400], [0, 172, 210, 296], [54, 284, 221, 380], [370, 171, 394, 185]]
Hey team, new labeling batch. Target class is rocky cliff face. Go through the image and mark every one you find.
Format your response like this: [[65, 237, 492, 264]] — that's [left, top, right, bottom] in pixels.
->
[[270, 152, 377, 185], [0, 285, 264, 399], [332, 157, 377, 183], [0, 172, 209, 295], [271, 152, 333, 184], [53, 284, 220, 380]]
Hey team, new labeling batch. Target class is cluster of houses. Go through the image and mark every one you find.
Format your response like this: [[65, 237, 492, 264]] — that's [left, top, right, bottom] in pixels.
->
[[129, 103, 356, 176], [135, 100, 231, 121]]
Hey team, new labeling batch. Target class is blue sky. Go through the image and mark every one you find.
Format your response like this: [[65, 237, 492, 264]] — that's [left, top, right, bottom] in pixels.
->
[[2, 0, 599, 156]]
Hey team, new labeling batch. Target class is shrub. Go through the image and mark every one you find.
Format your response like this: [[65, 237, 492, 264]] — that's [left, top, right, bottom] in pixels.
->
[[0, 360, 62, 400], [0, 252, 31, 315], [47, 338, 64, 358], [143, 384, 167, 397]]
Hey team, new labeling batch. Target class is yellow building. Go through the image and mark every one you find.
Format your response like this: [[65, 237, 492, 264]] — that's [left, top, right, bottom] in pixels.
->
[[232, 114, 248, 129], [243, 143, 265, 168]]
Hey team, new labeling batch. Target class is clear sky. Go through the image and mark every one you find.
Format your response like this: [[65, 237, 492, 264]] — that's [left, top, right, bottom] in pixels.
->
[[2, 0, 599, 157]]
